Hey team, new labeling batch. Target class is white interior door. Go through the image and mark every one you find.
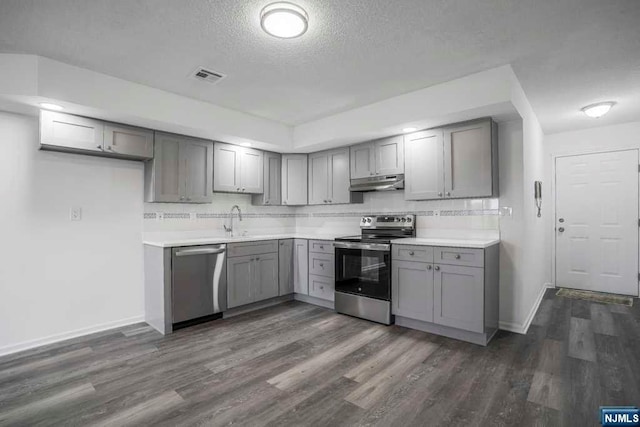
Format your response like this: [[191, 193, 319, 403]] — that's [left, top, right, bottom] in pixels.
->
[[555, 150, 639, 296]]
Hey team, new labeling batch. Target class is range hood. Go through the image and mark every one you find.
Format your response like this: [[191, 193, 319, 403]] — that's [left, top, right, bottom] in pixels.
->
[[349, 174, 405, 192]]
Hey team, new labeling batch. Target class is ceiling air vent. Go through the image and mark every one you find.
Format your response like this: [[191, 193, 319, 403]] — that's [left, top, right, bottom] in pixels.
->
[[191, 67, 225, 84]]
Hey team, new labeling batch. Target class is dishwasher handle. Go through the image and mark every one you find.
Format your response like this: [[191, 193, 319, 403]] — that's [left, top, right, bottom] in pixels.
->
[[175, 246, 226, 257]]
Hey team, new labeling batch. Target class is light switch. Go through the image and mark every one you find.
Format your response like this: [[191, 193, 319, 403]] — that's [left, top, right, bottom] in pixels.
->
[[70, 206, 82, 221]]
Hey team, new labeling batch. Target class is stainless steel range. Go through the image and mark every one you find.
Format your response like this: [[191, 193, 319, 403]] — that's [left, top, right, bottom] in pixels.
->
[[334, 214, 416, 325]]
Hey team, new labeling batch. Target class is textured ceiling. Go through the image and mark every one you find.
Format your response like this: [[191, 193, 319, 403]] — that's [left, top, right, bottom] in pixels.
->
[[0, 0, 638, 133]]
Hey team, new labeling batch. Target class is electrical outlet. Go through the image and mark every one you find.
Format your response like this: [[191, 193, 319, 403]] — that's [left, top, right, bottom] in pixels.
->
[[70, 206, 82, 221], [433, 210, 440, 217], [500, 206, 513, 217], [157, 212, 164, 221]]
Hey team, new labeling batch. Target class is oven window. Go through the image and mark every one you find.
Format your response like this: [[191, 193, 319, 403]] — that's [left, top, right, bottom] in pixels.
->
[[335, 248, 390, 300]]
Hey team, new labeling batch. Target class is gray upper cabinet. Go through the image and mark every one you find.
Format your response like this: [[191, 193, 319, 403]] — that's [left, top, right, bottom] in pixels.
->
[[145, 132, 213, 203], [213, 142, 264, 194], [404, 119, 497, 200], [40, 110, 153, 160], [279, 239, 294, 295], [252, 152, 281, 206], [433, 264, 485, 333], [40, 110, 104, 153], [404, 129, 444, 200], [309, 148, 362, 205], [281, 154, 308, 206], [103, 123, 153, 159], [350, 135, 404, 179], [443, 120, 497, 199], [392, 260, 434, 322], [293, 239, 309, 294]]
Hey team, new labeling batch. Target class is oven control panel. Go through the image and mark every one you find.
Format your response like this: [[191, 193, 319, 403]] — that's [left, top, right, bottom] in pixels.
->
[[360, 214, 416, 228]]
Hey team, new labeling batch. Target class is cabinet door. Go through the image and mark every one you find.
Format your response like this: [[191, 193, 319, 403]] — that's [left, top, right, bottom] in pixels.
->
[[182, 139, 213, 203], [255, 152, 281, 205], [328, 148, 350, 204], [40, 110, 104, 153], [104, 123, 153, 159], [375, 135, 404, 176], [404, 130, 444, 200], [293, 239, 309, 294], [240, 148, 264, 194], [213, 143, 241, 192], [308, 152, 329, 205], [350, 143, 375, 179], [281, 154, 308, 205], [433, 264, 484, 333], [149, 132, 182, 202], [308, 274, 335, 302], [391, 260, 433, 322], [227, 256, 254, 309], [443, 120, 493, 198], [279, 240, 294, 295], [254, 253, 279, 302]]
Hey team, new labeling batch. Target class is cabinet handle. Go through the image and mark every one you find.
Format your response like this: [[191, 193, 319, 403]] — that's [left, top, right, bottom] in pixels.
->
[[434, 266, 440, 271], [237, 187, 240, 191], [320, 285, 324, 290], [242, 188, 246, 192], [180, 196, 185, 200], [446, 192, 451, 197], [283, 201, 287, 205], [256, 257, 260, 261], [97, 145, 103, 150], [409, 251, 414, 256], [455, 254, 461, 259], [328, 199, 332, 203], [319, 245, 324, 249], [427, 265, 432, 270], [319, 263, 324, 267], [265, 200, 270, 204], [370, 172, 374, 176], [280, 242, 284, 246], [438, 192, 442, 197], [106, 146, 113, 151], [186, 197, 191, 201]]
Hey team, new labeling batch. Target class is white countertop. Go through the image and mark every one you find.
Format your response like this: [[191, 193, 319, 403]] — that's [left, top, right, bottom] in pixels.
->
[[390, 237, 500, 249], [143, 232, 343, 248]]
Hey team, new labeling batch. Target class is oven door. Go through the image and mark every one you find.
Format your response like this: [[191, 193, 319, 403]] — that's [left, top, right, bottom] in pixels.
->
[[334, 242, 391, 300]]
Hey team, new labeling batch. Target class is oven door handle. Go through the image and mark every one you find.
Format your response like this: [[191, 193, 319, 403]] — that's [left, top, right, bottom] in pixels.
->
[[334, 242, 390, 251]]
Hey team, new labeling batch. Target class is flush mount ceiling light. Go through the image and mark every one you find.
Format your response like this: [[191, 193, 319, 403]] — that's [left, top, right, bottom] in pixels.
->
[[39, 102, 64, 111], [260, 2, 308, 39], [402, 127, 418, 133], [581, 101, 616, 118]]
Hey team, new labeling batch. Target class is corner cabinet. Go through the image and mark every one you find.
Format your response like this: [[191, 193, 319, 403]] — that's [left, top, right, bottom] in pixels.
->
[[350, 135, 404, 179], [252, 152, 282, 206], [40, 110, 153, 160], [404, 119, 498, 200], [144, 132, 213, 203], [281, 154, 308, 206], [308, 148, 363, 205], [213, 142, 264, 194], [391, 243, 499, 346]]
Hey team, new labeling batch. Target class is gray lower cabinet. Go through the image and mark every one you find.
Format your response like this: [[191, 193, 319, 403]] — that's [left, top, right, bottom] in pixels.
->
[[391, 243, 499, 345], [307, 240, 335, 302], [293, 239, 309, 294], [391, 260, 433, 322], [433, 264, 484, 333], [308, 274, 335, 302], [145, 132, 213, 203], [278, 239, 294, 295], [227, 241, 279, 309]]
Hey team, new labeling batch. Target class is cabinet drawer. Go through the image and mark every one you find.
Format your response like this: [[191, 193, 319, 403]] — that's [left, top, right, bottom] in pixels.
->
[[309, 274, 335, 302], [309, 240, 334, 254], [392, 245, 433, 263], [309, 253, 334, 278], [228, 240, 278, 258], [434, 247, 484, 267]]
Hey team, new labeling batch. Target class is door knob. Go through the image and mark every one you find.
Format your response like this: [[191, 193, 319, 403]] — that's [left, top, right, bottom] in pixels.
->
[[558, 227, 565, 232]]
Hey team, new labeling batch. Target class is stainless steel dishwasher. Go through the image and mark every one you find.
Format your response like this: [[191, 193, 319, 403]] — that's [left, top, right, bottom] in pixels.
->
[[171, 244, 227, 329]]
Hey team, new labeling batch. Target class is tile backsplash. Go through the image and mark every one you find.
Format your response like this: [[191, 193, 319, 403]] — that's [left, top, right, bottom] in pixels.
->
[[144, 191, 501, 239]]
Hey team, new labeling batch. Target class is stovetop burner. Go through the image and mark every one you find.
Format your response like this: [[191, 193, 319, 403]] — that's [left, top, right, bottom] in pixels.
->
[[335, 214, 416, 244]]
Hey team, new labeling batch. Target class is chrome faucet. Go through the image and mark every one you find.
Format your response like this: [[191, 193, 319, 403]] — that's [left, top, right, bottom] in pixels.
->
[[224, 205, 243, 237]]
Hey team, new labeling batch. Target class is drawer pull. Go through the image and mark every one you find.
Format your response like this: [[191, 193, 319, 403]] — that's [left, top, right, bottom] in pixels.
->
[[319, 245, 324, 249], [455, 254, 461, 259], [319, 263, 324, 268], [409, 251, 415, 256], [434, 265, 440, 271]]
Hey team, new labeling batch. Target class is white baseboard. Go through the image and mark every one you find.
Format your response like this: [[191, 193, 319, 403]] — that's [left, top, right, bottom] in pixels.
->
[[499, 283, 553, 335], [0, 315, 145, 357]]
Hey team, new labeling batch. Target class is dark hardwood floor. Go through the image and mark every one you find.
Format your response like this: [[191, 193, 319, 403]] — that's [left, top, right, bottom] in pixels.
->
[[1, 289, 639, 426]]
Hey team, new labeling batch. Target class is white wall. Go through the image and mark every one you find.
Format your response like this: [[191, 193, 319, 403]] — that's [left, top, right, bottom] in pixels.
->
[[0, 111, 145, 355], [543, 120, 640, 286]]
